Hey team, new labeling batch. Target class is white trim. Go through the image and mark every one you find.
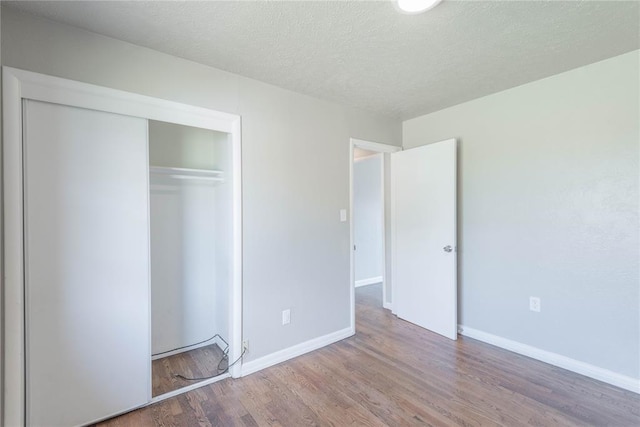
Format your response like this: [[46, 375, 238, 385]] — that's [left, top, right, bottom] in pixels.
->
[[151, 335, 228, 361], [459, 325, 640, 394], [355, 276, 384, 288], [241, 327, 354, 377], [229, 116, 243, 379], [7, 67, 237, 132], [2, 66, 244, 425], [351, 138, 402, 154], [145, 125, 153, 403], [3, 64, 26, 427], [383, 302, 393, 310], [349, 142, 356, 332]]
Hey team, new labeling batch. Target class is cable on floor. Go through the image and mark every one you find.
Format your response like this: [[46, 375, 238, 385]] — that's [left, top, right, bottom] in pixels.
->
[[152, 333, 229, 358], [173, 348, 247, 381]]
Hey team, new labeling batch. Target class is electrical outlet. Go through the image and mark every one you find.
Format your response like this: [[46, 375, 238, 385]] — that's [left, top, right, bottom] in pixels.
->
[[282, 309, 291, 325], [242, 340, 249, 352], [529, 297, 541, 312]]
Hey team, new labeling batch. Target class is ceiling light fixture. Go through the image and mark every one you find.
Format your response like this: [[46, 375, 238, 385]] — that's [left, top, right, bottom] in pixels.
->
[[397, 0, 442, 14]]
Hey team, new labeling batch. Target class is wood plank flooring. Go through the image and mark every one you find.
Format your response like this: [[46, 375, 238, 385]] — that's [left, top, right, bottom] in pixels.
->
[[152, 344, 227, 397], [98, 284, 639, 426]]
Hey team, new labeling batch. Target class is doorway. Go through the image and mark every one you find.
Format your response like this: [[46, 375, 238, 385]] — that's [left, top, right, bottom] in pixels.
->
[[349, 138, 458, 340], [348, 138, 401, 331], [353, 151, 384, 290]]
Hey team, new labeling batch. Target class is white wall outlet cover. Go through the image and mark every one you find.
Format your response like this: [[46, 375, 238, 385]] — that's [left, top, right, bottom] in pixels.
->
[[282, 309, 291, 325], [529, 297, 541, 312], [340, 209, 347, 222]]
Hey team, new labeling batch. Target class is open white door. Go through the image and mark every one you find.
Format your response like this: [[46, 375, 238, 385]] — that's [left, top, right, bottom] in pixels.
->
[[391, 139, 457, 340]]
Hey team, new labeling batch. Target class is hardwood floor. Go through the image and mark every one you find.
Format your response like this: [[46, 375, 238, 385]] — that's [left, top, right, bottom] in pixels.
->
[[99, 284, 639, 426], [152, 344, 227, 397]]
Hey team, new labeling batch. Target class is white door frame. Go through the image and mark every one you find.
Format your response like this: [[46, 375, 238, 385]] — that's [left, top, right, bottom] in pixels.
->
[[2, 67, 243, 426], [349, 138, 401, 332]]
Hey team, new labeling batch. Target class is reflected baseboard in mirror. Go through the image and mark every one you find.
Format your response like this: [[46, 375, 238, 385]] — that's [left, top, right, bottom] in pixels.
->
[[152, 344, 227, 397]]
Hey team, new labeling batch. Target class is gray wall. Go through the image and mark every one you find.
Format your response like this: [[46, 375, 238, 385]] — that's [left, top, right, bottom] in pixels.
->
[[148, 121, 229, 170], [403, 50, 639, 379], [353, 155, 383, 282], [1, 7, 402, 363]]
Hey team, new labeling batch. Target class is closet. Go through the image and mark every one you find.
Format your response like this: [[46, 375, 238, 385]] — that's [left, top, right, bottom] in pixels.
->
[[148, 121, 233, 396], [3, 67, 242, 427]]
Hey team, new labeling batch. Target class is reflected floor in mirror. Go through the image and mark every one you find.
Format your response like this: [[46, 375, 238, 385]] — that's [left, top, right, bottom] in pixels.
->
[[152, 344, 227, 397]]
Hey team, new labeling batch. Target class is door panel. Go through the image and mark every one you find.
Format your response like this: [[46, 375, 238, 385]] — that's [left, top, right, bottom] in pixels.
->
[[24, 100, 150, 426], [392, 139, 457, 340]]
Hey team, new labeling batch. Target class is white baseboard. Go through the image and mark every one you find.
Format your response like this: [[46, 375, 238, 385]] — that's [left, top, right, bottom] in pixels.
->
[[459, 325, 640, 394], [241, 327, 354, 377], [383, 302, 393, 310], [355, 276, 383, 287], [151, 334, 228, 360]]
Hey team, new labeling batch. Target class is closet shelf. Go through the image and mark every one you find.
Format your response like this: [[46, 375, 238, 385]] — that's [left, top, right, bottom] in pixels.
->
[[149, 166, 224, 182]]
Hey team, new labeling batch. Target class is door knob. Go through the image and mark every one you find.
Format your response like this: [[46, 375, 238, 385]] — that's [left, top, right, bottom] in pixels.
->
[[443, 245, 453, 253]]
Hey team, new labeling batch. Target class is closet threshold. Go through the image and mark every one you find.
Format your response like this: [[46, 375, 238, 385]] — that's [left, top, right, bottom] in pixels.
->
[[150, 371, 231, 406], [150, 166, 224, 182]]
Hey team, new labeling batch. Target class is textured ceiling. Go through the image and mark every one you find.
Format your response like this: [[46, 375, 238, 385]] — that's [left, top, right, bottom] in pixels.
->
[[4, 1, 639, 119]]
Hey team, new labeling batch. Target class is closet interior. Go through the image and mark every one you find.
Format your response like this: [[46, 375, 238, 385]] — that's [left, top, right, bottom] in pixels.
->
[[148, 120, 234, 397]]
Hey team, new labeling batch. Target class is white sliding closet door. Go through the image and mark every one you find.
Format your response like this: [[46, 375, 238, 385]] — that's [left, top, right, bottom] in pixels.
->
[[24, 100, 150, 426]]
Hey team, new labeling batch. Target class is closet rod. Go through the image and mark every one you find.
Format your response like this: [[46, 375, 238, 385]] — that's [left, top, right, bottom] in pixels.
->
[[168, 174, 224, 182], [149, 166, 224, 181]]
